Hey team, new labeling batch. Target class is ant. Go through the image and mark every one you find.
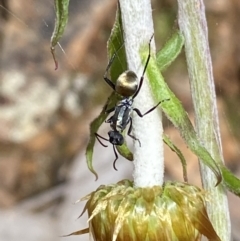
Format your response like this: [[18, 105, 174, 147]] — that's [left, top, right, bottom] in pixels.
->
[[95, 35, 164, 170]]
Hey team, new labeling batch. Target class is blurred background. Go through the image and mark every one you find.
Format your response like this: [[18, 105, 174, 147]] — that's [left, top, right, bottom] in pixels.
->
[[0, 0, 240, 240]]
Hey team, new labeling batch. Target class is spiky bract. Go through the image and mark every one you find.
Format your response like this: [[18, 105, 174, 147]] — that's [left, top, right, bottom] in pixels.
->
[[73, 180, 221, 241]]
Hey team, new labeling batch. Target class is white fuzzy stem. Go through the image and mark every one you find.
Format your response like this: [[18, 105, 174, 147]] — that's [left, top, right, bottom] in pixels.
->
[[119, 0, 164, 187], [177, 1, 231, 240]]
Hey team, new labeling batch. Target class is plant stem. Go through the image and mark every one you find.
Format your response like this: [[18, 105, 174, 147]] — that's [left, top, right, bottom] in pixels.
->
[[119, 0, 164, 187], [177, 1, 231, 240]]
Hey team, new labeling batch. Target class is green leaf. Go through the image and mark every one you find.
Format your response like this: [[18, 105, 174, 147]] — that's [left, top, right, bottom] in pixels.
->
[[86, 99, 133, 178], [140, 44, 222, 186], [50, 0, 69, 69], [86, 93, 119, 180], [221, 165, 240, 196], [116, 140, 133, 162], [163, 134, 188, 182], [85, 4, 134, 178], [107, 3, 127, 82], [107, 5, 134, 163], [107, 6, 134, 163], [155, 31, 240, 195], [156, 30, 184, 72]]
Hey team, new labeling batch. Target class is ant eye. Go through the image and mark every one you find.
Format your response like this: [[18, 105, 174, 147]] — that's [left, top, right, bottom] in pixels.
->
[[118, 135, 124, 145], [109, 135, 114, 143]]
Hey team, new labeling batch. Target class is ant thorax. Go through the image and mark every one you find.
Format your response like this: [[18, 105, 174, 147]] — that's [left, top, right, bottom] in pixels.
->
[[110, 98, 133, 132]]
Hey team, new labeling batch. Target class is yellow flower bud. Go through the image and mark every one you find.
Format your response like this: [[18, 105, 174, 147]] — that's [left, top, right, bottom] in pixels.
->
[[68, 180, 221, 241]]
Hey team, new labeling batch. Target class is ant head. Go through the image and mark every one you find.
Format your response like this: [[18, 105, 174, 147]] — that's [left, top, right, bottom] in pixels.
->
[[108, 131, 124, 146], [115, 70, 138, 97]]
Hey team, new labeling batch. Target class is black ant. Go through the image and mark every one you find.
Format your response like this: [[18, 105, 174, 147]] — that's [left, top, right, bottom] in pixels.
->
[[95, 35, 164, 170]]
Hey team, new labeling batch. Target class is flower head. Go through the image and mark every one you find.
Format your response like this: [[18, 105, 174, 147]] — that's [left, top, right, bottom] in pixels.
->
[[69, 180, 220, 241]]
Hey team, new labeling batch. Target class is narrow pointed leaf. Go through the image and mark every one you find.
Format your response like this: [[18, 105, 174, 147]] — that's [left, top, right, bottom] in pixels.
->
[[140, 46, 222, 185], [107, 3, 127, 81], [163, 134, 188, 182], [221, 165, 240, 196], [156, 30, 184, 72], [86, 93, 118, 180], [154, 30, 240, 196], [86, 5, 133, 178], [116, 142, 133, 162], [107, 5, 133, 163], [50, 0, 69, 69]]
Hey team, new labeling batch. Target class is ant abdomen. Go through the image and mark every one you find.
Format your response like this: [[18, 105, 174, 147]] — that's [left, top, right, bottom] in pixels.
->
[[115, 70, 138, 97]]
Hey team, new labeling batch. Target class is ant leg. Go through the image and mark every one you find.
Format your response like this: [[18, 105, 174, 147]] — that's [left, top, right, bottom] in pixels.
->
[[104, 107, 115, 124], [133, 98, 170, 117], [127, 117, 141, 147], [105, 106, 115, 114], [104, 43, 125, 91], [105, 115, 113, 124], [132, 34, 154, 99], [95, 133, 108, 147], [133, 101, 161, 117], [103, 98, 115, 115], [104, 77, 116, 91], [112, 145, 119, 171], [104, 54, 116, 90]]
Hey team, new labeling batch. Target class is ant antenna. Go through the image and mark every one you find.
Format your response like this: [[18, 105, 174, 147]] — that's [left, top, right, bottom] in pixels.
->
[[132, 34, 154, 99], [95, 133, 108, 147], [104, 42, 125, 90]]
